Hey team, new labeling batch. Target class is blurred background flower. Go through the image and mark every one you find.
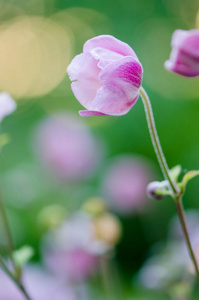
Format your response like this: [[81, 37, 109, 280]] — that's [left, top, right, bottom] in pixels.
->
[[101, 154, 155, 214], [33, 112, 104, 183], [42, 212, 99, 282], [0, 265, 77, 300], [137, 210, 199, 296]]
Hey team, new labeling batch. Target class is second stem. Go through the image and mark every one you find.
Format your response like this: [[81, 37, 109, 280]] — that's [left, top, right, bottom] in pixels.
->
[[139, 86, 199, 282]]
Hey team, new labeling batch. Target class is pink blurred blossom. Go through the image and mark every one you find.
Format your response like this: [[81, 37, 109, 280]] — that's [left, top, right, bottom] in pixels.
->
[[139, 210, 199, 289], [102, 155, 154, 214], [0, 265, 76, 300], [43, 213, 100, 282], [46, 248, 97, 282], [169, 210, 199, 247], [165, 29, 199, 77], [33, 112, 104, 183], [67, 35, 143, 116], [0, 92, 17, 122]]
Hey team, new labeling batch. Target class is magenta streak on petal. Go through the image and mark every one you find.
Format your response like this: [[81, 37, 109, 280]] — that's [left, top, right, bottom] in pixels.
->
[[79, 110, 107, 117], [115, 61, 142, 87]]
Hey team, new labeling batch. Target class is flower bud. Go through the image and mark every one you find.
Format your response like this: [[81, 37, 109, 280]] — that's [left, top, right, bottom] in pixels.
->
[[93, 213, 122, 247], [147, 181, 169, 200], [165, 29, 199, 77]]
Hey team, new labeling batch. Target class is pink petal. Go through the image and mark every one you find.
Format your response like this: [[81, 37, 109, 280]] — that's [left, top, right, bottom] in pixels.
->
[[90, 56, 142, 115], [79, 97, 139, 117], [0, 92, 17, 122], [83, 35, 138, 59], [90, 47, 124, 70], [67, 52, 100, 81], [79, 110, 107, 117], [67, 52, 101, 109], [172, 29, 199, 59], [165, 55, 199, 77], [165, 29, 199, 77]]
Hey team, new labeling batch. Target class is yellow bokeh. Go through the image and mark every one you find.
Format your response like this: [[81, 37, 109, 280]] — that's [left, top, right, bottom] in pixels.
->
[[0, 15, 73, 99]]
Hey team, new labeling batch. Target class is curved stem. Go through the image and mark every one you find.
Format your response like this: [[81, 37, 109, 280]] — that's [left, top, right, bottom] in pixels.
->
[[0, 186, 19, 275], [139, 87, 179, 195], [0, 255, 32, 300], [175, 197, 199, 282], [140, 86, 199, 282]]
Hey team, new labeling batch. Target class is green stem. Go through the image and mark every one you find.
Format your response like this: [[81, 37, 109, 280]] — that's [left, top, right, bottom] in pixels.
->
[[140, 86, 199, 282], [0, 186, 19, 275], [175, 197, 199, 283], [0, 255, 32, 300], [139, 87, 179, 195]]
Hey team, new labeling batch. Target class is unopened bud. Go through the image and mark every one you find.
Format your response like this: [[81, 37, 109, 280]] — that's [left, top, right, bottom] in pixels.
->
[[147, 181, 169, 200], [93, 213, 122, 247]]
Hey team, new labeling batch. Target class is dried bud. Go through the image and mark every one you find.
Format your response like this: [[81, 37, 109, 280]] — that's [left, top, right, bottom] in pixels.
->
[[93, 213, 122, 247]]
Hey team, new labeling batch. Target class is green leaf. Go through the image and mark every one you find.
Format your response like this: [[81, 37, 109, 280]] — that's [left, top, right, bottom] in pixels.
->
[[169, 165, 182, 182], [0, 133, 10, 148], [181, 170, 199, 191], [12, 245, 34, 268]]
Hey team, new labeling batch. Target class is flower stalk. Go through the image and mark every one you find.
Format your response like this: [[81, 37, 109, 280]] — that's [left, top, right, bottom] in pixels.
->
[[140, 86, 199, 283], [0, 186, 19, 276], [0, 255, 32, 300]]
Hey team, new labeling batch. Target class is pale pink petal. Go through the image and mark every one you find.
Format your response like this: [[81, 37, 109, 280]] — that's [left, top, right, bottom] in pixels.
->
[[165, 29, 199, 77], [90, 47, 124, 70], [165, 54, 199, 77], [67, 52, 100, 81], [0, 92, 17, 122], [79, 110, 107, 117], [79, 99, 139, 117], [67, 52, 101, 109], [83, 35, 138, 59], [90, 57, 142, 115], [172, 29, 199, 58]]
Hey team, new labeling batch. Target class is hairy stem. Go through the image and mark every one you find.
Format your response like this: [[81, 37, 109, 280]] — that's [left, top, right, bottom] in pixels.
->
[[175, 197, 199, 283], [0, 186, 18, 275], [139, 87, 179, 195], [140, 86, 199, 282]]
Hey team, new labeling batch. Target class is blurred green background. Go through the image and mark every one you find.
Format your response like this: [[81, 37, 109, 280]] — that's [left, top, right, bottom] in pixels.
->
[[0, 0, 199, 298]]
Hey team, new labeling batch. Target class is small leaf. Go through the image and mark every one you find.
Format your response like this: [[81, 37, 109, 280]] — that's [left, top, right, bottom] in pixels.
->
[[12, 245, 34, 268], [169, 165, 182, 181], [181, 170, 199, 191], [0, 133, 10, 148]]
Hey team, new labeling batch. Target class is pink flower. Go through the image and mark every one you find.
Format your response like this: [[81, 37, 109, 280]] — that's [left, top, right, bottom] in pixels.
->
[[43, 213, 99, 282], [0, 92, 17, 122], [33, 112, 104, 183], [45, 248, 97, 282], [102, 155, 154, 214], [67, 35, 143, 116], [0, 265, 76, 300], [165, 29, 199, 77]]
